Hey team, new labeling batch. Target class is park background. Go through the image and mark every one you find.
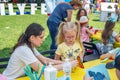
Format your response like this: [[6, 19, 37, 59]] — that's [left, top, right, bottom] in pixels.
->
[[0, 3, 120, 72]]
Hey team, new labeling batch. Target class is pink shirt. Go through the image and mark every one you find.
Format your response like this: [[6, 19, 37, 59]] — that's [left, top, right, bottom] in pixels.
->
[[81, 27, 90, 42]]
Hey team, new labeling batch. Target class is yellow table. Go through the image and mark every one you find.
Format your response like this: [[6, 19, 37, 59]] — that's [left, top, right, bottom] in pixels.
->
[[16, 59, 117, 80]]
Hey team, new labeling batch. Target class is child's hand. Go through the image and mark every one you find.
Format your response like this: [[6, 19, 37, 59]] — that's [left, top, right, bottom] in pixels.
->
[[100, 53, 112, 60], [70, 60, 78, 68], [80, 56, 83, 62]]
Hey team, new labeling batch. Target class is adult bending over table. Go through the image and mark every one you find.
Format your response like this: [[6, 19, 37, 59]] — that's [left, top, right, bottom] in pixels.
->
[[47, 0, 82, 49], [2, 23, 79, 80]]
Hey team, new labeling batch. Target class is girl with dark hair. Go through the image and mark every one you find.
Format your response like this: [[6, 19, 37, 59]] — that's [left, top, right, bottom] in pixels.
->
[[76, 8, 87, 21], [2, 23, 78, 80], [76, 8, 90, 28], [102, 20, 120, 47], [100, 20, 120, 60]]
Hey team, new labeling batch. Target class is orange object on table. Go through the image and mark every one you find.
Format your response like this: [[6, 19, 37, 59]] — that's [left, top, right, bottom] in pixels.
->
[[77, 56, 84, 68]]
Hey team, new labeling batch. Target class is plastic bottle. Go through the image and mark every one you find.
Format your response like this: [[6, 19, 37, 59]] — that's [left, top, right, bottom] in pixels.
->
[[44, 63, 57, 80], [63, 59, 72, 80]]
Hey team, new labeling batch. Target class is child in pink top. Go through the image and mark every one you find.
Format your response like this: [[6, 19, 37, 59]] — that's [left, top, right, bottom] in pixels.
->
[[79, 16, 93, 42]]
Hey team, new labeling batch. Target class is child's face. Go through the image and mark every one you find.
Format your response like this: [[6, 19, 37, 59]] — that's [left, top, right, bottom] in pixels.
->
[[80, 10, 85, 16], [64, 30, 77, 44]]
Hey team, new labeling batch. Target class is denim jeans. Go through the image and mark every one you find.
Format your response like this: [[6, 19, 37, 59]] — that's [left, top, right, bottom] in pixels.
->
[[47, 20, 59, 50]]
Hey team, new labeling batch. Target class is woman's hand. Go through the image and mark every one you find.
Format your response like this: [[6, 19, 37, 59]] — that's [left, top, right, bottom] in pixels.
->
[[54, 60, 63, 64]]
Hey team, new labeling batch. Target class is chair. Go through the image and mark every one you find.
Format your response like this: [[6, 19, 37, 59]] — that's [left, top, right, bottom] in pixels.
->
[[83, 42, 100, 62], [40, 49, 56, 59], [83, 42, 100, 54], [0, 57, 10, 69]]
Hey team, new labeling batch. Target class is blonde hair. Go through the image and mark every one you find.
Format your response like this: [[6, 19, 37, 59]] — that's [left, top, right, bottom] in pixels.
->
[[56, 21, 84, 51]]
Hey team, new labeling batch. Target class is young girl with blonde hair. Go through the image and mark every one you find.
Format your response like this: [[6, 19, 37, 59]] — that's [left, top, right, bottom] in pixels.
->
[[54, 22, 84, 62]]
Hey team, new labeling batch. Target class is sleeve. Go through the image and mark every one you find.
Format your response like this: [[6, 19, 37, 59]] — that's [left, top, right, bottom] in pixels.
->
[[18, 47, 39, 65], [65, 4, 73, 10], [34, 48, 42, 56], [108, 48, 120, 55], [112, 31, 118, 37], [34, 48, 45, 58], [55, 45, 62, 55]]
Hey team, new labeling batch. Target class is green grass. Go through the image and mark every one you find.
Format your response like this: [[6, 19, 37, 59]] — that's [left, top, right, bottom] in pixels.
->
[[88, 14, 120, 32], [0, 11, 120, 57], [0, 10, 50, 57], [0, 9, 120, 73]]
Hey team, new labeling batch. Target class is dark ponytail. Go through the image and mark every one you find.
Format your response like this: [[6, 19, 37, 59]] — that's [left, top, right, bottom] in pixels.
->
[[102, 20, 115, 44]]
